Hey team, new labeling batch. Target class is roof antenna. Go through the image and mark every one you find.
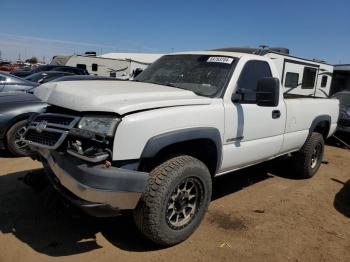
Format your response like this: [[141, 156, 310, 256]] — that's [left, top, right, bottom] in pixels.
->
[[252, 45, 269, 55], [259, 45, 269, 50]]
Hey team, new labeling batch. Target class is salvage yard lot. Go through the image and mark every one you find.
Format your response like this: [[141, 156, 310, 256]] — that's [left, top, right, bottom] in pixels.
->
[[0, 142, 350, 262]]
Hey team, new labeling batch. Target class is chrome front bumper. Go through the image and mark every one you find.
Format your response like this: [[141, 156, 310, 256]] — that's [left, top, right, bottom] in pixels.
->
[[38, 148, 149, 213]]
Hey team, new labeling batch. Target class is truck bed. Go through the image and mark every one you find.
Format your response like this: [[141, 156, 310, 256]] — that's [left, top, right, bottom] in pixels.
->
[[279, 97, 339, 154]]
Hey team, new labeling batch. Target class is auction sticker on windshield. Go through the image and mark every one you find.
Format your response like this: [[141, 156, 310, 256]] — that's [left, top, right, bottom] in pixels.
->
[[207, 57, 234, 64]]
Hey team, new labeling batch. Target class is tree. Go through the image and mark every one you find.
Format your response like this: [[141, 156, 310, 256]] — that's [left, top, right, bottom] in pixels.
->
[[26, 56, 38, 64]]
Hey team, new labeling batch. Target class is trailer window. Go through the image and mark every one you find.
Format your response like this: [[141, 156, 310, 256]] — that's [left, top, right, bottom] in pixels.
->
[[77, 64, 87, 70], [321, 75, 327, 87], [301, 67, 317, 89], [92, 63, 98, 71], [237, 60, 272, 102], [285, 72, 299, 88]]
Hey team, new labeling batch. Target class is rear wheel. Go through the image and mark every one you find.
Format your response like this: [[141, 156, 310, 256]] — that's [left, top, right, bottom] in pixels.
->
[[133, 155, 212, 246], [6, 120, 31, 157], [293, 132, 325, 178]]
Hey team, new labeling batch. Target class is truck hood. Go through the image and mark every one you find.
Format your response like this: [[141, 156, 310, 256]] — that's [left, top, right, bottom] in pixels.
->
[[34, 80, 212, 115]]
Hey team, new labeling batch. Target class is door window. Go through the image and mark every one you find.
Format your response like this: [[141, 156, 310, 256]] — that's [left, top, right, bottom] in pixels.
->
[[237, 60, 272, 102]]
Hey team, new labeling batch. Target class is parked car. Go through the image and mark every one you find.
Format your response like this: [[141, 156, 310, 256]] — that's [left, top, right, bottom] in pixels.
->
[[0, 92, 46, 156], [332, 91, 350, 132], [26, 51, 339, 246], [11, 65, 89, 78], [0, 72, 37, 92], [0, 62, 19, 72], [24, 71, 75, 84]]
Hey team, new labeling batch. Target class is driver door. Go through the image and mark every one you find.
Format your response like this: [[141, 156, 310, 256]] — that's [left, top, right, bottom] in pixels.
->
[[221, 60, 286, 172]]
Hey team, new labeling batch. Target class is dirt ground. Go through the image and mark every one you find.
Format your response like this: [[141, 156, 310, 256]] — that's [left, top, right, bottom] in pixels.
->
[[1, 137, 350, 262]]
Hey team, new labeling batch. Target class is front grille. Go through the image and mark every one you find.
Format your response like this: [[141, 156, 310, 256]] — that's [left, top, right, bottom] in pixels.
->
[[24, 113, 80, 149], [35, 115, 76, 126], [26, 129, 62, 147], [32, 113, 78, 129]]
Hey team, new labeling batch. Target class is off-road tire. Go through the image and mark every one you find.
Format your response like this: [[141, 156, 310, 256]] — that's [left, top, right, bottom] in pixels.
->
[[6, 120, 31, 157], [133, 155, 212, 246], [293, 132, 325, 178]]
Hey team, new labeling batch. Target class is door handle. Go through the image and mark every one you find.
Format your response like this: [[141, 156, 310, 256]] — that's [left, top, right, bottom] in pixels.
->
[[272, 110, 281, 119]]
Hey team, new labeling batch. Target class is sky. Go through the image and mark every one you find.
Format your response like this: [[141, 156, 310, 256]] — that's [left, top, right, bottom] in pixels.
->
[[0, 0, 349, 64]]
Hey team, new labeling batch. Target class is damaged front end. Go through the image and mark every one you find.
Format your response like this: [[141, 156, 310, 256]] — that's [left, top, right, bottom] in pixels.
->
[[23, 111, 148, 217]]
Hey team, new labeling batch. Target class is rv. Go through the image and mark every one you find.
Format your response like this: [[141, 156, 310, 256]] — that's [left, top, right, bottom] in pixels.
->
[[51, 52, 164, 79], [214, 47, 334, 98], [331, 64, 350, 95]]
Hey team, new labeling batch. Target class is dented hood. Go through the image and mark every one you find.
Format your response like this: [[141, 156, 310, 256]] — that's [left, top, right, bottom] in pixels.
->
[[34, 80, 212, 115]]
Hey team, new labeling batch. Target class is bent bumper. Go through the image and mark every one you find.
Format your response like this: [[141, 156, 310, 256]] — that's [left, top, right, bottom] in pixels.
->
[[38, 149, 148, 216]]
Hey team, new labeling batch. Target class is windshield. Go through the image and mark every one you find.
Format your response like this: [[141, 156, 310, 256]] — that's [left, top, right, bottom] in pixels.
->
[[135, 55, 236, 97], [25, 72, 45, 82], [1, 72, 35, 85]]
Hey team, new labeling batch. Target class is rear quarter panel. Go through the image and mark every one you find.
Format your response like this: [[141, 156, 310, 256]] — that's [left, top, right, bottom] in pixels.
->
[[280, 98, 339, 153]]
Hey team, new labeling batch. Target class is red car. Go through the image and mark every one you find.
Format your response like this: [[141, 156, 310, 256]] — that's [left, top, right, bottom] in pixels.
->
[[0, 62, 19, 72]]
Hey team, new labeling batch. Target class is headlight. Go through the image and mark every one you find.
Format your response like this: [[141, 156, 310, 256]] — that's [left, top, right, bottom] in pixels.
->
[[77, 116, 120, 136]]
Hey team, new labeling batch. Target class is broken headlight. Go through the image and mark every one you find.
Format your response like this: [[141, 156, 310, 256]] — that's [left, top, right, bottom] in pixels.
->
[[77, 116, 120, 136]]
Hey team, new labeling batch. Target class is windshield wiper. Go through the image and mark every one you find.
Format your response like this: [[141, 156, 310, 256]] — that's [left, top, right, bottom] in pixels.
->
[[163, 82, 206, 96], [132, 80, 205, 96]]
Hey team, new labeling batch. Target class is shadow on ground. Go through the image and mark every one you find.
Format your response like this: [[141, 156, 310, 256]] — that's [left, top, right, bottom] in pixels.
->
[[0, 159, 302, 256], [332, 178, 350, 219]]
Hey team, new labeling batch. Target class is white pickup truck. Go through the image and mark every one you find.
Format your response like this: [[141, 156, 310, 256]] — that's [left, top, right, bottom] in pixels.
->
[[24, 51, 339, 246]]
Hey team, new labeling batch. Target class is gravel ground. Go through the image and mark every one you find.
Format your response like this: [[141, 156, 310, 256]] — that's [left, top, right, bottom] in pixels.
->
[[0, 138, 350, 262]]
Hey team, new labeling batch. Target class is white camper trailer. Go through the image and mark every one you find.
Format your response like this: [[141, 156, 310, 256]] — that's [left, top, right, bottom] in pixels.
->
[[214, 47, 334, 98], [331, 64, 350, 95], [51, 52, 164, 79]]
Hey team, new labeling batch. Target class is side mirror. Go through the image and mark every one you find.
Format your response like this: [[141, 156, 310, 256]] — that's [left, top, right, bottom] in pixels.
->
[[231, 92, 243, 103], [256, 77, 280, 107]]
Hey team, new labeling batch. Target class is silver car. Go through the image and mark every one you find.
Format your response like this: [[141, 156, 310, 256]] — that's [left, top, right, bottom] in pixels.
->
[[0, 72, 38, 92]]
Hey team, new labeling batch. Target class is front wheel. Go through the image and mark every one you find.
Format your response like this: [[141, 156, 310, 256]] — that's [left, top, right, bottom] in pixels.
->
[[6, 120, 31, 157], [133, 155, 212, 246], [293, 132, 325, 178]]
